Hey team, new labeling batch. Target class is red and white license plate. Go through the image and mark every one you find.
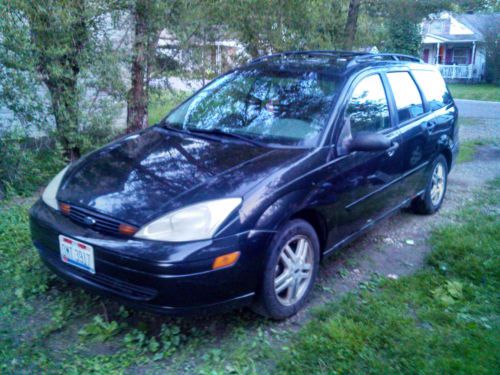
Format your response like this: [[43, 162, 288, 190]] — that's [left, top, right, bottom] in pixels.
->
[[59, 235, 95, 274]]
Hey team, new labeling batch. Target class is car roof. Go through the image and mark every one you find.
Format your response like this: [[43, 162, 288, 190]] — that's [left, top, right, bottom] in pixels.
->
[[246, 50, 434, 78]]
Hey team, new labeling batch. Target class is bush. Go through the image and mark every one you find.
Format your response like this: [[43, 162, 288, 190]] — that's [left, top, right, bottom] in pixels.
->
[[0, 132, 65, 198], [485, 27, 500, 84]]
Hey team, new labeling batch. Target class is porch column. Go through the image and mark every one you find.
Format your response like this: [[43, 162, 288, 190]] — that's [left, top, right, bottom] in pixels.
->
[[436, 42, 440, 64], [470, 41, 476, 79]]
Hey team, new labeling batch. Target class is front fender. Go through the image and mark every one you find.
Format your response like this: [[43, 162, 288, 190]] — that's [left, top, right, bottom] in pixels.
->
[[253, 189, 314, 231]]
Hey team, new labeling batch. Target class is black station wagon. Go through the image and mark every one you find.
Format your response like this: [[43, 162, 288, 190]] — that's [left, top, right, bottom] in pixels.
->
[[30, 51, 459, 319]]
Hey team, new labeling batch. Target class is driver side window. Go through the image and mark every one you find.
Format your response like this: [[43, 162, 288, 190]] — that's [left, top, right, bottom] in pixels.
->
[[338, 74, 390, 154]]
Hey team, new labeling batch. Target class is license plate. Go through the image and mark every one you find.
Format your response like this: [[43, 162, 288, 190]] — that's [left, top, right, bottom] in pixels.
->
[[59, 235, 95, 274]]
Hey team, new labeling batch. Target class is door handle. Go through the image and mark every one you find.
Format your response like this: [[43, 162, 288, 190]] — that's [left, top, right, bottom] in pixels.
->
[[386, 142, 399, 157], [426, 121, 437, 131]]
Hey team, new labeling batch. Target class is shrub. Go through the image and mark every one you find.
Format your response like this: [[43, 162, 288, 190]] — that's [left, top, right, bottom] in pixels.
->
[[0, 132, 65, 198]]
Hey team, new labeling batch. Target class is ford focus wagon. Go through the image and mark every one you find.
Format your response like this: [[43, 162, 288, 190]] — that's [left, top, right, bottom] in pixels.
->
[[30, 51, 459, 319]]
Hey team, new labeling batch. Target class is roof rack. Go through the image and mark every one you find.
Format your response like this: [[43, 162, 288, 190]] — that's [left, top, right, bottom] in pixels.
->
[[249, 50, 365, 64], [353, 53, 422, 63], [248, 50, 422, 66]]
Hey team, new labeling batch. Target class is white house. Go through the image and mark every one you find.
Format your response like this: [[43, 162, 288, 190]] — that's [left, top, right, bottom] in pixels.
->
[[421, 12, 500, 81], [157, 29, 246, 76]]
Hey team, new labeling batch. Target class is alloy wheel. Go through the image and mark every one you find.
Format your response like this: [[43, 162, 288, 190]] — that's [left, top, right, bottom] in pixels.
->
[[274, 235, 314, 306], [430, 162, 445, 206]]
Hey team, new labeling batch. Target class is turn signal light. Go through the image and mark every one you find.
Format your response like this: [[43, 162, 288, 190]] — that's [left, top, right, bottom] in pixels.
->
[[59, 202, 71, 215], [119, 224, 138, 236], [212, 251, 240, 270]]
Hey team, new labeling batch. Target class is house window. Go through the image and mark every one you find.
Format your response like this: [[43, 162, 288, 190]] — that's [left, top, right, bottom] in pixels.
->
[[453, 48, 470, 65], [430, 21, 444, 33]]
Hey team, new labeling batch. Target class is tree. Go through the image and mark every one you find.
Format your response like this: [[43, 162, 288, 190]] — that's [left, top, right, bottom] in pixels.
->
[[2, 1, 89, 159], [1, 0, 127, 160], [213, 0, 350, 57], [484, 21, 500, 83], [385, 18, 422, 55], [126, 0, 181, 133], [344, 0, 362, 49], [127, 0, 149, 133]]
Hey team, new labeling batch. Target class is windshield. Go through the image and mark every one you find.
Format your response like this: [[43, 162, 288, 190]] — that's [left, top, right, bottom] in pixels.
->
[[164, 67, 341, 147]]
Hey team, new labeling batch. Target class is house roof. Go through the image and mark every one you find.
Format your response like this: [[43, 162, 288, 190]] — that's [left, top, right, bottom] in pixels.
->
[[423, 33, 477, 43], [454, 13, 500, 39], [422, 12, 500, 43]]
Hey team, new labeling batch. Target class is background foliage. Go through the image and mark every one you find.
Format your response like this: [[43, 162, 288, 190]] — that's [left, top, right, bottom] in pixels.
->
[[0, 0, 499, 197]]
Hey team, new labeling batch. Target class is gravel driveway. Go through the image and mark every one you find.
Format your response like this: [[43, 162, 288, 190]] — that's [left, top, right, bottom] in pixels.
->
[[458, 98, 499, 142]]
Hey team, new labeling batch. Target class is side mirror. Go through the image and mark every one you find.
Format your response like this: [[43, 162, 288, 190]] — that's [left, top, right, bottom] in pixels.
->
[[349, 131, 391, 152]]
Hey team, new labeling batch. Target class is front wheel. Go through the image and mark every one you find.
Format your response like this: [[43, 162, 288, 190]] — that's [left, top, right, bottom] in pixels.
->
[[412, 154, 448, 215], [252, 219, 320, 320]]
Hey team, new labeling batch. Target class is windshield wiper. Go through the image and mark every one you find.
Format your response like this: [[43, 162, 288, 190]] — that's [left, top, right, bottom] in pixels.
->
[[186, 128, 267, 148], [159, 121, 192, 135]]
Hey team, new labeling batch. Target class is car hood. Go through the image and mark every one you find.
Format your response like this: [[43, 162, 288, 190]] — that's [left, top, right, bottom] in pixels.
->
[[57, 127, 306, 226]]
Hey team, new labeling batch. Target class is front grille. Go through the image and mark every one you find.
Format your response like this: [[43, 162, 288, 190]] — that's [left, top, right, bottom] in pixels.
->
[[64, 204, 133, 237], [37, 242, 158, 301], [73, 267, 157, 301]]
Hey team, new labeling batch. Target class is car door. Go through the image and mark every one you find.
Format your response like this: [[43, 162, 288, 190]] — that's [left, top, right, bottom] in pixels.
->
[[412, 69, 457, 172], [317, 72, 404, 250], [383, 70, 430, 197]]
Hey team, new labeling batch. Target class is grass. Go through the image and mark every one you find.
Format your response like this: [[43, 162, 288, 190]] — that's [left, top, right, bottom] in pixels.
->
[[148, 90, 191, 125], [274, 179, 500, 374], [448, 83, 500, 102], [457, 139, 486, 163]]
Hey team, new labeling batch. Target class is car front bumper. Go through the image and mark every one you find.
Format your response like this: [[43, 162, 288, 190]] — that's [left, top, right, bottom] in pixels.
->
[[29, 200, 275, 315]]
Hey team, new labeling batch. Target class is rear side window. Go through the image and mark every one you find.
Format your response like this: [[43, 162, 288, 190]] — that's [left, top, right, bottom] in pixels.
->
[[387, 72, 424, 123], [412, 70, 452, 111]]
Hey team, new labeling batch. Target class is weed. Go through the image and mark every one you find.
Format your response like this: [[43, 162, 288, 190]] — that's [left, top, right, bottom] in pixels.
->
[[78, 315, 122, 341]]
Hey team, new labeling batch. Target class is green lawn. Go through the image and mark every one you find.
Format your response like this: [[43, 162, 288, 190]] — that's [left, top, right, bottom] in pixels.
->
[[148, 90, 191, 125], [275, 179, 500, 374], [448, 83, 500, 102], [457, 140, 486, 163]]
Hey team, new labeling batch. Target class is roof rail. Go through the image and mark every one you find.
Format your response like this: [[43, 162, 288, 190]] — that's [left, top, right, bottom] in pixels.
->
[[249, 50, 365, 64], [248, 50, 423, 67], [353, 53, 422, 63]]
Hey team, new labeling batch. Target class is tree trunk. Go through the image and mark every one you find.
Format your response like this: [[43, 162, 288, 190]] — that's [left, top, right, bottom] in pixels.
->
[[46, 78, 81, 160], [127, 0, 149, 133], [344, 0, 362, 50]]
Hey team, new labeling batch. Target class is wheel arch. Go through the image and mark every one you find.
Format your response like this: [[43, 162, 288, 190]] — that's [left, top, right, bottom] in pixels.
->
[[441, 147, 453, 172], [253, 189, 329, 254], [289, 208, 328, 255], [436, 134, 454, 173]]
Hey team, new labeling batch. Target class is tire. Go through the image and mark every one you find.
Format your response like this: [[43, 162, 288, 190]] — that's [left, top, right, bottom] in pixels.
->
[[252, 219, 320, 320], [412, 154, 448, 215]]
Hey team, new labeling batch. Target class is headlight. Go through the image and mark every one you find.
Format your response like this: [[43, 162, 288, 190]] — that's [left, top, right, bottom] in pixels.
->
[[134, 198, 242, 242], [42, 165, 70, 210]]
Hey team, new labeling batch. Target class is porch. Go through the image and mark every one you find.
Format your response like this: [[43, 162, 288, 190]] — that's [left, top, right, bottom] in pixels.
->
[[436, 64, 476, 80], [421, 38, 485, 81]]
